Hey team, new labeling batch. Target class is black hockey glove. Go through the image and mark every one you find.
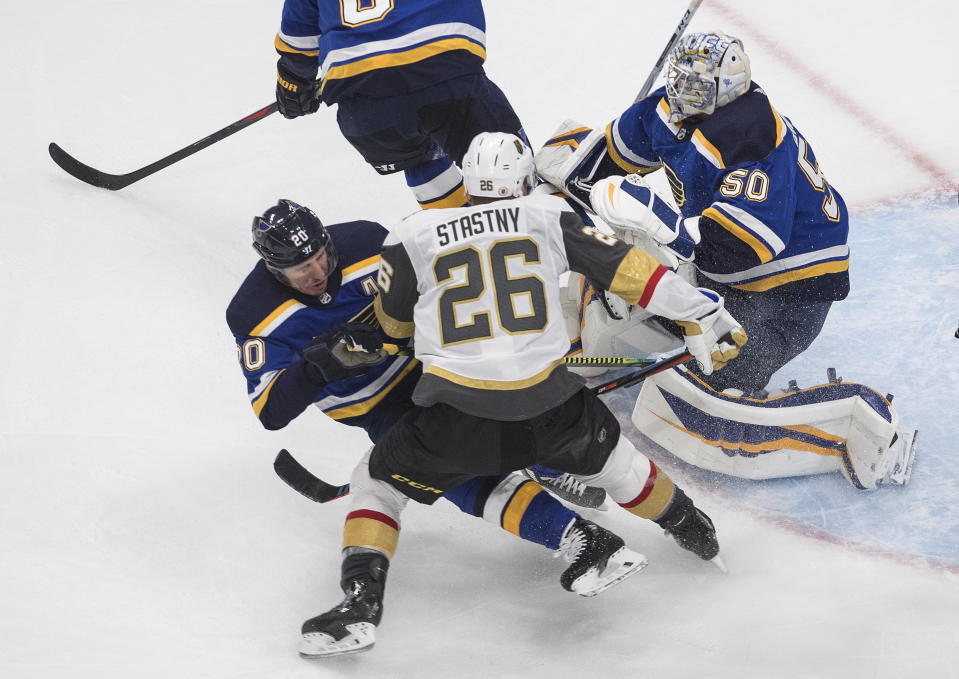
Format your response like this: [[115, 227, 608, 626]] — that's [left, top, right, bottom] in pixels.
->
[[276, 59, 321, 119], [302, 323, 389, 383]]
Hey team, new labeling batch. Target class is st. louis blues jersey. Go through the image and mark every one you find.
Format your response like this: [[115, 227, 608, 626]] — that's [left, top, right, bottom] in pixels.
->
[[227, 220, 419, 438], [275, 0, 487, 104], [604, 84, 849, 301]]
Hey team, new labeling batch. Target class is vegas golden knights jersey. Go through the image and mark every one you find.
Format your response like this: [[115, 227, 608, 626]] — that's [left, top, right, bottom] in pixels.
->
[[375, 193, 723, 420]]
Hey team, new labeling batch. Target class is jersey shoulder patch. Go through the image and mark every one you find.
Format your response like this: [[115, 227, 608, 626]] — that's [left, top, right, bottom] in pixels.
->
[[690, 83, 782, 167]]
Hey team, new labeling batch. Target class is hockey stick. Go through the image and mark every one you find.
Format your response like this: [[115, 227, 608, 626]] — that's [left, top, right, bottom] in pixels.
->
[[274, 449, 350, 503], [590, 349, 693, 396], [48, 102, 278, 190], [633, 0, 705, 102], [383, 344, 654, 368], [275, 351, 692, 503]]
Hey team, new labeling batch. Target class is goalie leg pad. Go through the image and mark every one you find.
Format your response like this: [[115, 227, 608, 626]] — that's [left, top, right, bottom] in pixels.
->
[[632, 368, 905, 489]]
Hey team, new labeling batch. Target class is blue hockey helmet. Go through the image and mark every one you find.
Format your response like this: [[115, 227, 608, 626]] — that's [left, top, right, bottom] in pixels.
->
[[251, 199, 337, 271]]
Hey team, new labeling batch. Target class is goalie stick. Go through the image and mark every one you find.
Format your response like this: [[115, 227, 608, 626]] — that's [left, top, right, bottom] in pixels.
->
[[48, 103, 278, 190], [634, 0, 705, 102], [275, 350, 692, 503]]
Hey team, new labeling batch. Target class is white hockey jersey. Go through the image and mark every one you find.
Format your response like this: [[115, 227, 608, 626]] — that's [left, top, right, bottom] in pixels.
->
[[375, 193, 725, 420]]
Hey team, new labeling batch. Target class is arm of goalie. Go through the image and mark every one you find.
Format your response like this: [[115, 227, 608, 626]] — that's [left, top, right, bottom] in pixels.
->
[[590, 175, 700, 261]]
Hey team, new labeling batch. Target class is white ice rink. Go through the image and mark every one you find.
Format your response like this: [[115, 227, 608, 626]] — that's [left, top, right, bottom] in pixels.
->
[[3, 1, 958, 678]]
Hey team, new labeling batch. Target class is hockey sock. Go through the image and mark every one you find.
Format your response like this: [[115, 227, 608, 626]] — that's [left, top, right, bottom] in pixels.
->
[[443, 473, 577, 550], [405, 145, 468, 209]]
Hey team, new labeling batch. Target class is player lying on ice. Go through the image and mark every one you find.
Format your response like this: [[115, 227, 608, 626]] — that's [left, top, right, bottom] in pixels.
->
[[226, 196, 729, 659], [294, 132, 748, 657], [535, 30, 916, 491]]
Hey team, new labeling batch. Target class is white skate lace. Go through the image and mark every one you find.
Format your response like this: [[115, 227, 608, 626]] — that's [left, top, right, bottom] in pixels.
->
[[557, 525, 586, 563], [547, 473, 587, 497]]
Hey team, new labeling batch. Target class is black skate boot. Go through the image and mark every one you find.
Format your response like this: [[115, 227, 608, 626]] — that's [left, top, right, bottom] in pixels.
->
[[558, 518, 647, 596], [300, 550, 389, 658], [655, 488, 721, 562], [525, 466, 607, 509]]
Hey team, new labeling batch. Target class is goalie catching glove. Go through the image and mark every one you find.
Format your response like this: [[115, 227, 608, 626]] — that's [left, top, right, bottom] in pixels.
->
[[677, 289, 748, 375], [303, 323, 389, 383], [590, 175, 699, 261]]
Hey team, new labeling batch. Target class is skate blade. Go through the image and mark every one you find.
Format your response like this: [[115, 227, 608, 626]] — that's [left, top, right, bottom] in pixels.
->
[[299, 623, 376, 659], [881, 429, 918, 487], [710, 555, 728, 574], [571, 547, 648, 597]]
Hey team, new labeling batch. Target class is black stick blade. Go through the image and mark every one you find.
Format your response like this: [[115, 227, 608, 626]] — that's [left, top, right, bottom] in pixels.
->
[[48, 143, 129, 190], [273, 449, 350, 503]]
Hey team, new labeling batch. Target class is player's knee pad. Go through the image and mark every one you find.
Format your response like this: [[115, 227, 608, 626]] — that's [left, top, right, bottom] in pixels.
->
[[343, 448, 409, 558], [562, 274, 683, 378], [576, 437, 674, 519], [633, 367, 903, 489]]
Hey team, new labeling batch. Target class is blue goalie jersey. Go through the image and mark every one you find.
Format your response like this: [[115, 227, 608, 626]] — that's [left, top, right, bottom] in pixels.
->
[[226, 220, 419, 439], [275, 0, 487, 103], [605, 84, 850, 301]]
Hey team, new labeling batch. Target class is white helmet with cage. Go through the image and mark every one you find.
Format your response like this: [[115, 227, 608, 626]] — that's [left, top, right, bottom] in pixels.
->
[[462, 132, 536, 199], [665, 31, 751, 123]]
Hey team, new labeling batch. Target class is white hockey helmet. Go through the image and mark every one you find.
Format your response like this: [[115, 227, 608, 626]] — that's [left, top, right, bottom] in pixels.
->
[[462, 132, 536, 199], [665, 31, 751, 123]]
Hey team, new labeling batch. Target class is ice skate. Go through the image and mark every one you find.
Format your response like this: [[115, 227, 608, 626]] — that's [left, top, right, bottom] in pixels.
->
[[655, 489, 725, 571], [558, 518, 647, 596], [299, 578, 382, 658], [300, 551, 388, 659], [526, 466, 608, 510]]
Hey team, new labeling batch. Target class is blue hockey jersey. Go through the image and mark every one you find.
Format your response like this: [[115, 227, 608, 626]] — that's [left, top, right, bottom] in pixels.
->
[[275, 0, 487, 103], [226, 220, 419, 437], [605, 84, 849, 301]]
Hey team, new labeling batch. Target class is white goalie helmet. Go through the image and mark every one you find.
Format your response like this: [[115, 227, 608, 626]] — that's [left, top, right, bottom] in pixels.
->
[[665, 31, 751, 123], [462, 132, 536, 199]]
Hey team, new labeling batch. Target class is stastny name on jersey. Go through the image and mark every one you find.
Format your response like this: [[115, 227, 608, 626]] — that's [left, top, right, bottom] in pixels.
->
[[435, 207, 521, 247]]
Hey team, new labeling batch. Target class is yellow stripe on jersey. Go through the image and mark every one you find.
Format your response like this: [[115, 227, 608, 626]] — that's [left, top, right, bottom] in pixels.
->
[[691, 129, 725, 168], [274, 34, 319, 57], [607, 248, 662, 304], [251, 369, 285, 417], [322, 38, 486, 84], [424, 358, 564, 390], [604, 122, 644, 174], [374, 294, 415, 339], [326, 359, 419, 419], [770, 104, 786, 146], [419, 183, 468, 210], [342, 254, 380, 279], [250, 299, 301, 337], [703, 206, 775, 264], [732, 258, 849, 292], [501, 481, 542, 537]]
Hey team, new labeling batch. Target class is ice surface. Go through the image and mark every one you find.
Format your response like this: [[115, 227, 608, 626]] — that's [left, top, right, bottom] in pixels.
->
[[3, 1, 958, 678]]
